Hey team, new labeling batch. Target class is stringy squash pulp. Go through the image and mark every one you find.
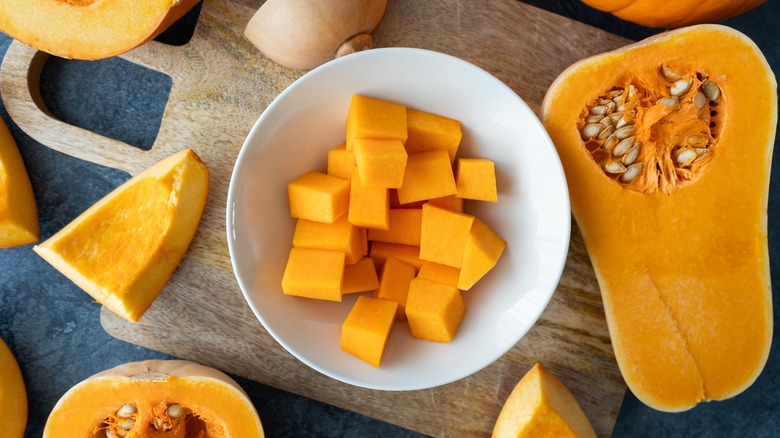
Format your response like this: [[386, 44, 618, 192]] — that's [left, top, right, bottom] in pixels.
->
[[541, 24, 775, 411]]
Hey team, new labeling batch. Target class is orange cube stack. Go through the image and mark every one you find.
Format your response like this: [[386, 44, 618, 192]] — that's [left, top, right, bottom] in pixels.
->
[[281, 94, 506, 367]]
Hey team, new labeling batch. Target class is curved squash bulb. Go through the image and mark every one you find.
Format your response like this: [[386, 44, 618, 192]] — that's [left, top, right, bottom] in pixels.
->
[[244, 0, 387, 70], [43, 360, 264, 438], [0, 115, 39, 248], [541, 24, 775, 411], [0, 0, 201, 60], [34, 149, 209, 323], [580, 0, 766, 28], [0, 337, 27, 438]]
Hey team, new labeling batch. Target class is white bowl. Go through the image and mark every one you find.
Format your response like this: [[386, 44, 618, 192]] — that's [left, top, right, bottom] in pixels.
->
[[227, 48, 570, 391]]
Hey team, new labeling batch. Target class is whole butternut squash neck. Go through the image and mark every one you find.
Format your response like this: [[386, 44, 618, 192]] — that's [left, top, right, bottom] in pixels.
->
[[578, 64, 724, 193]]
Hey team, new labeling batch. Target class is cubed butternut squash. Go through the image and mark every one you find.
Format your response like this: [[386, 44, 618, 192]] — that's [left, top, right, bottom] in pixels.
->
[[405, 277, 466, 342], [353, 138, 407, 188], [405, 108, 462, 162], [373, 257, 416, 321], [367, 208, 422, 246], [346, 95, 407, 151], [396, 149, 457, 204], [342, 257, 380, 294], [458, 218, 506, 290], [288, 171, 350, 223], [417, 261, 460, 287], [369, 241, 424, 271], [341, 296, 398, 367], [419, 203, 475, 268], [348, 169, 389, 230], [327, 144, 356, 180], [281, 247, 344, 302], [456, 158, 498, 202], [293, 214, 363, 264]]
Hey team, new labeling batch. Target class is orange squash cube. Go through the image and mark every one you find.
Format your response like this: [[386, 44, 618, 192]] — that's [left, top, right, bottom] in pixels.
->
[[426, 195, 464, 213], [367, 208, 422, 246], [369, 241, 424, 271], [419, 203, 475, 268], [281, 247, 344, 302], [327, 144, 356, 180], [353, 138, 407, 188], [342, 257, 380, 294], [458, 218, 506, 290], [348, 169, 389, 230], [417, 261, 460, 287], [405, 278, 466, 342], [389, 189, 426, 209], [346, 95, 407, 151], [456, 158, 498, 202], [288, 171, 350, 223], [405, 108, 462, 162], [373, 257, 416, 321], [293, 215, 363, 264], [396, 149, 457, 204], [341, 296, 398, 367]]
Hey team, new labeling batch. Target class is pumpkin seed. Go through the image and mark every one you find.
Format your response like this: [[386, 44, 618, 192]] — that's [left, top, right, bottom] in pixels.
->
[[599, 117, 613, 127], [627, 85, 638, 99], [116, 404, 136, 418], [167, 404, 186, 419], [694, 92, 707, 109], [621, 163, 644, 182], [604, 161, 626, 174], [702, 79, 721, 100], [580, 123, 603, 140], [590, 105, 608, 115], [622, 144, 640, 165], [598, 125, 615, 140], [608, 112, 623, 123], [613, 137, 636, 157], [615, 125, 636, 140], [607, 89, 623, 99], [599, 99, 612, 106], [585, 115, 604, 124], [686, 133, 708, 147], [694, 147, 708, 156], [670, 78, 692, 96], [105, 430, 117, 438], [602, 133, 619, 151], [675, 148, 697, 166], [658, 97, 679, 107], [661, 66, 683, 81]]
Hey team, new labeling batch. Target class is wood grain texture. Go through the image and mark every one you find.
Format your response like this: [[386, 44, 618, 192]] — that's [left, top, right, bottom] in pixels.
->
[[0, 1, 632, 436]]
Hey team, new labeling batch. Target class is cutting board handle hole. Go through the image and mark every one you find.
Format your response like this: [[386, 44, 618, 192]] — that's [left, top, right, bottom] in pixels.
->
[[154, 0, 204, 47], [38, 56, 172, 152]]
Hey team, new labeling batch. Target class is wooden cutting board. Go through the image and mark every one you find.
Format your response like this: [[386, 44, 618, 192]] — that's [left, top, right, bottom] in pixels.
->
[[0, 1, 632, 436]]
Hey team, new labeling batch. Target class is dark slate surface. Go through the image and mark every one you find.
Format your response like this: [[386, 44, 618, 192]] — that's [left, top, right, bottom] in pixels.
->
[[0, 1, 778, 436]]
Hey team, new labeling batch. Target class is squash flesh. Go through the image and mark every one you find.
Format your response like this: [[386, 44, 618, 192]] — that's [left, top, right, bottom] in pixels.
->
[[0, 116, 38, 247], [541, 24, 775, 411], [0, 337, 27, 438]]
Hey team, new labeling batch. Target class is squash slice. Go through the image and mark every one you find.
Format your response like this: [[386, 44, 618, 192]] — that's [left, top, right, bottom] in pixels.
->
[[34, 149, 209, 323], [0, 337, 27, 438], [43, 360, 263, 437], [0, 115, 38, 247], [541, 24, 775, 411]]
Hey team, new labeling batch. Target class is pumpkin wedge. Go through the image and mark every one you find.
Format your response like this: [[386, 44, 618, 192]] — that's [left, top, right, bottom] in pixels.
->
[[492, 363, 596, 438], [43, 359, 264, 437], [0, 337, 27, 438], [0, 115, 38, 247], [0, 0, 201, 60], [34, 149, 209, 323], [541, 24, 775, 412], [580, 0, 766, 28]]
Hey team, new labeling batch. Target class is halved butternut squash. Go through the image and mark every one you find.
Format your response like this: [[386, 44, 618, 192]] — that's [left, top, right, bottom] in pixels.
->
[[0, 336, 27, 438], [541, 24, 775, 411]]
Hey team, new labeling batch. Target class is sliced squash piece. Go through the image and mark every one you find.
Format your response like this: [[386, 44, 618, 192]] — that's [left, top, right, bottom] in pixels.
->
[[43, 359, 263, 437], [34, 149, 209, 323], [0, 0, 201, 60], [492, 363, 595, 438], [541, 24, 775, 411], [0, 337, 27, 438], [0, 116, 38, 247]]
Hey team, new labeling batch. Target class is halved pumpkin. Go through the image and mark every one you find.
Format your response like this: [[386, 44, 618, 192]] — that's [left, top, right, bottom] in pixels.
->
[[580, 0, 766, 28], [43, 359, 264, 437], [0, 336, 27, 438], [541, 24, 775, 411], [0, 115, 38, 247], [34, 149, 209, 323], [0, 0, 201, 60]]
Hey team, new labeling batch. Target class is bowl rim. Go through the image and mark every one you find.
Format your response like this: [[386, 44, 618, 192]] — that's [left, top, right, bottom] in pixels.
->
[[226, 47, 571, 390]]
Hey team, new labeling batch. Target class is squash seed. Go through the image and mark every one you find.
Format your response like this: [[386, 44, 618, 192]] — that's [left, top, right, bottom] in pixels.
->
[[661, 66, 683, 81], [658, 97, 679, 107], [702, 79, 721, 100], [613, 137, 636, 157], [585, 115, 604, 124], [694, 92, 707, 109], [622, 144, 640, 165], [621, 163, 644, 182], [670, 78, 692, 96], [675, 148, 697, 166], [608, 112, 624, 124], [580, 123, 603, 140], [116, 404, 136, 418], [686, 133, 708, 147], [167, 404, 186, 419], [590, 105, 609, 115], [602, 133, 619, 151], [598, 125, 615, 140], [615, 125, 636, 140], [604, 161, 626, 174]]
